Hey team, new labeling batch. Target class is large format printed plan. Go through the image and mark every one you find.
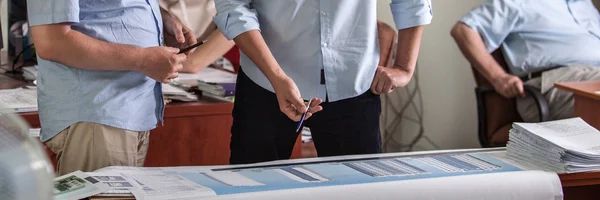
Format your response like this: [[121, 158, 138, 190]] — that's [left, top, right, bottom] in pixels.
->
[[95, 149, 563, 200]]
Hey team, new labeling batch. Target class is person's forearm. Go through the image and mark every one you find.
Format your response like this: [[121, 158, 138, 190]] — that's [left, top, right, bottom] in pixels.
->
[[377, 21, 395, 67], [160, 6, 173, 19], [233, 30, 286, 82], [31, 25, 145, 71], [181, 29, 235, 73], [393, 26, 424, 76], [450, 23, 507, 81]]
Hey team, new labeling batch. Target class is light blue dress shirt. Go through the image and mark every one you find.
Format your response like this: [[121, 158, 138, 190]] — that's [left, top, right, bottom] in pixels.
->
[[461, 0, 600, 76], [214, 0, 432, 102], [27, 0, 164, 142]]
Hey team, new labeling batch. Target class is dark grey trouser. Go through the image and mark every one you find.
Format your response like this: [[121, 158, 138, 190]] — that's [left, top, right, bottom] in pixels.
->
[[517, 66, 600, 122]]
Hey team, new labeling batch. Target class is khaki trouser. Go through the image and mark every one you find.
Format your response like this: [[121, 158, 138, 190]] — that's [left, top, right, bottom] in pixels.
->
[[45, 122, 150, 176], [517, 66, 600, 122]]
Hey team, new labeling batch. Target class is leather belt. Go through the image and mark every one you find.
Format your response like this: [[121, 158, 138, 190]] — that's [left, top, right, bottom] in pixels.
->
[[522, 71, 543, 81]]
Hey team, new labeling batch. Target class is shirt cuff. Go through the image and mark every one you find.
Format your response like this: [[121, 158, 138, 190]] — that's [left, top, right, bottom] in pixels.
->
[[390, 0, 433, 30], [213, 10, 261, 40]]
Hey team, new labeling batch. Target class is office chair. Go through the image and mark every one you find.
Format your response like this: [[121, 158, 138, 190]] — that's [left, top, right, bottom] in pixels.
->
[[471, 50, 550, 147]]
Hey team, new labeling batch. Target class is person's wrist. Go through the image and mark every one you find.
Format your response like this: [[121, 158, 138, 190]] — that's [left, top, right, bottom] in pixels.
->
[[265, 67, 288, 84], [133, 48, 150, 72], [491, 72, 509, 84], [268, 72, 291, 90]]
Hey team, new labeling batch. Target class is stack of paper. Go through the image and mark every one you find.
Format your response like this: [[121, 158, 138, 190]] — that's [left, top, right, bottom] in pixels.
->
[[507, 117, 600, 173], [196, 67, 236, 102], [162, 83, 198, 102], [0, 88, 38, 113], [22, 66, 38, 81], [197, 82, 235, 100]]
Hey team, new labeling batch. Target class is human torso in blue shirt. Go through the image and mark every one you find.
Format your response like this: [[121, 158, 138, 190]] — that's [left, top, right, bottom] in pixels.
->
[[460, 0, 600, 76], [27, 0, 164, 142], [214, 0, 433, 102]]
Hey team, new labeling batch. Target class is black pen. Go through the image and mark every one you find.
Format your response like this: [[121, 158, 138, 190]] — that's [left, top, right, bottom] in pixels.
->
[[178, 40, 207, 54]]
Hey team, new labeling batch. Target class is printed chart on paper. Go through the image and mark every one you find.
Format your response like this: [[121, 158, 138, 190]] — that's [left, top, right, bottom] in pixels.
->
[[156, 153, 522, 195]]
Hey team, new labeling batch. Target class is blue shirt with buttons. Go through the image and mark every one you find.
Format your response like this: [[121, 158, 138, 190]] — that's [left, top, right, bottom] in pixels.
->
[[214, 0, 432, 102], [27, 0, 165, 142], [460, 0, 600, 76]]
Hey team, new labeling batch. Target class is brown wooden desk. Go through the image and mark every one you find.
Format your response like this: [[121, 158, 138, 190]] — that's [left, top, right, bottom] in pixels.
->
[[0, 74, 302, 168], [559, 172, 600, 200], [553, 81, 600, 199], [23, 96, 303, 168], [555, 81, 600, 130], [21, 97, 236, 166]]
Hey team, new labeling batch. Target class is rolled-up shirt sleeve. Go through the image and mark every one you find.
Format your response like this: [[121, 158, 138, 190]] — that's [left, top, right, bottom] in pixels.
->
[[27, 0, 79, 26], [213, 0, 260, 40], [459, 0, 523, 52], [390, 0, 433, 30]]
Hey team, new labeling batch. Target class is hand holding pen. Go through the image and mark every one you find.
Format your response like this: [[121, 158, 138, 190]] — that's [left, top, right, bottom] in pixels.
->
[[296, 98, 324, 132], [178, 40, 207, 54]]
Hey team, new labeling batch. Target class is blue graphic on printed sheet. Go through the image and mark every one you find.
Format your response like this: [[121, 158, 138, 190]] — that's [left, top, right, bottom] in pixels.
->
[[169, 153, 520, 195]]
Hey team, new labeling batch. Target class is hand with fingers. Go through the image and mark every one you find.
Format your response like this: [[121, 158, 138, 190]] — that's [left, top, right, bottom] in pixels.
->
[[491, 73, 525, 98], [139, 47, 187, 83], [370, 66, 413, 95], [162, 11, 197, 55], [271, 76, 323, 122]]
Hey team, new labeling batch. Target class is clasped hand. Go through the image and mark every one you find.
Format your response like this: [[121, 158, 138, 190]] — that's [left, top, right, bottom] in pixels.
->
[[492, 74, 525, 98], [370, 66, 412, 95]]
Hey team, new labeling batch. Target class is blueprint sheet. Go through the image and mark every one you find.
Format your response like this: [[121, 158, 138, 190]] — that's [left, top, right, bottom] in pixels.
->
[[96, 149, 563, 200]]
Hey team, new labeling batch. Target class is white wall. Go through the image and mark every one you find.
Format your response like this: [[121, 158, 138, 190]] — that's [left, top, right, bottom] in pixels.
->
[[377, 0, 485, 149]]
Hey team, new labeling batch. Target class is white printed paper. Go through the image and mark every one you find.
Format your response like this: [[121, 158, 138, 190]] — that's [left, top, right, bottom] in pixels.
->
[[95, 148, 563, 200], [87, 172, 138, 195], [176, 67, 236, 84], [509, 118, 600, 173], [53, 171, 109, 200], [0, 88, 37, 112], [129, 173, 217, 200], [29, 128, 40, 138]]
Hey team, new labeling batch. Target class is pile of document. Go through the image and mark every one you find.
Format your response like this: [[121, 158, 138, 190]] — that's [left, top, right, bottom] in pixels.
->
[[196, 67, 236, 102], [507, 117, 600, 173], [22, 66, 38, 81], [170, 67, 237, 102], [197, 82, 235, 101], [162, 83, 198, 102], [0, 87, 37, 113]]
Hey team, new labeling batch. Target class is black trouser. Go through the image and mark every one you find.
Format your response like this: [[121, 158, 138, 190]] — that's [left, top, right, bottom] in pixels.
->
[[230, 69, 382, 164]]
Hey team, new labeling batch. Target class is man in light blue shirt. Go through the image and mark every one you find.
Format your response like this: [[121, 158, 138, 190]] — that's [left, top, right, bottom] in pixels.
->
[[214, 0, 432, 164], [28, 0, 196, 175], [452, 0, 600, 122]]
